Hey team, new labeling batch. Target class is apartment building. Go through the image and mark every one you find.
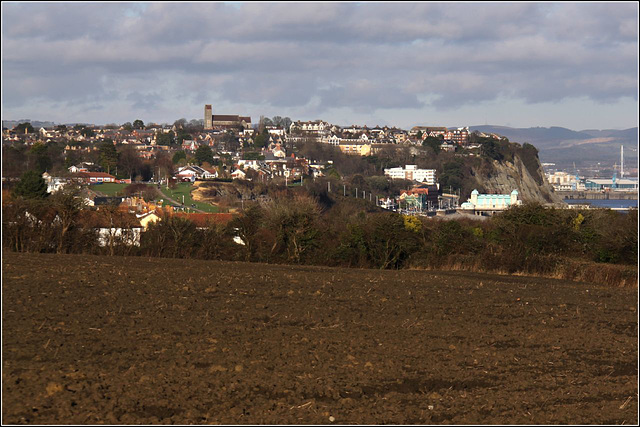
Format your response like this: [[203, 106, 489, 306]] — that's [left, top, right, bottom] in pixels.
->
[[384, 165, 436, 184]]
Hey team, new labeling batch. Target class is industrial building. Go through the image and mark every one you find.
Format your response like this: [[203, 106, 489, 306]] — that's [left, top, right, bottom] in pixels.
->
[[584, 178, 638, 191]]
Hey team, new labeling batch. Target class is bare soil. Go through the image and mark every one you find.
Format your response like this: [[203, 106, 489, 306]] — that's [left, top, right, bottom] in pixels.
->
[[2, 252, 637, 424]]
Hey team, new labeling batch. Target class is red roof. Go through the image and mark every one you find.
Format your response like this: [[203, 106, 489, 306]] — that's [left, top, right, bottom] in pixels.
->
[[77, 210, 140, 228], [174, 213, 234, 227], [402, 187, 435, 196], [74, 172, 116, 179], [212, 115, 251, 123]]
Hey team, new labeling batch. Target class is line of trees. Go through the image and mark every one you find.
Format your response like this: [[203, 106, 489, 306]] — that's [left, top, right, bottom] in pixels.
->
[[2, 117, 209, 179], [2, 140, 175, 182], [3, 184, 637, 286]]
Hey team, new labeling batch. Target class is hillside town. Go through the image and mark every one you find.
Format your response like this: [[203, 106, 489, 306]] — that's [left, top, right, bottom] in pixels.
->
[[2, 110, 478, 173], [3, 4, 638, 425], [4, 104, 637, 249], [2, 105, 510, 200]]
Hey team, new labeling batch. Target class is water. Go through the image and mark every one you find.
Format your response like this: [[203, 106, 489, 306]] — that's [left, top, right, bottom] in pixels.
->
[[565, 199, 638, 209]]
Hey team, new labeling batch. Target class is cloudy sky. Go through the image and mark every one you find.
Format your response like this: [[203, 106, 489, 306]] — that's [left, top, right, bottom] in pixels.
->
[[1, 2, 638, 130]]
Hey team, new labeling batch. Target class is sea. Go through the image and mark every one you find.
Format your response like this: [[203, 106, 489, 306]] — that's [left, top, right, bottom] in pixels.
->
[[564, 199, 638, 210]]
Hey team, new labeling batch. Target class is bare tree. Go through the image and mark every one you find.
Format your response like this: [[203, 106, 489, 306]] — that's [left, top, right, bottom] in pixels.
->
[[50, 184, 85, 253], [117, 145, 142, 181]]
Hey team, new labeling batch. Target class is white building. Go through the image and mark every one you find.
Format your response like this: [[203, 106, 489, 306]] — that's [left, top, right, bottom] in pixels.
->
[[176, 165, 217, 181], [384, 165, 436, 184], [546, 171, 580, 191], [42, 172, 68, 194], [290, 120, 331, 134], [322, 134, 341, 146], [460, 189, 522, 214], [231, 169, 247, 180], [266, 127, 285, 136]]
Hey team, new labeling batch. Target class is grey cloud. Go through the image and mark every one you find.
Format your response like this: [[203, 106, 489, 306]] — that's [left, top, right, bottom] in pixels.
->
[[319, 82, 424, 113], [2, 62, 116, 108], [545, 3, 638, 44], [1, 2, 637, 124], [216, 73, 318, 108], [126, 92, 164, 111], [2, 3, 128, 41]]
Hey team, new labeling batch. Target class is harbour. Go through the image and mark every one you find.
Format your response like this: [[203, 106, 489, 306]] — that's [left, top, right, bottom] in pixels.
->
[[564, 198, 637, 211], [557, 190, 638, 200]]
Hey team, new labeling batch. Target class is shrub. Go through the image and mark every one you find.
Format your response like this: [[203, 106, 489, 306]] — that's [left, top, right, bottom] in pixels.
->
[[261, 194, 322, 264], [141, 216, 198, 258]]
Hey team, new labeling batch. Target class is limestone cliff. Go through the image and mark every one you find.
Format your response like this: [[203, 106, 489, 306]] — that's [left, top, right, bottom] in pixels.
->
[[471, 154, 563, 204]]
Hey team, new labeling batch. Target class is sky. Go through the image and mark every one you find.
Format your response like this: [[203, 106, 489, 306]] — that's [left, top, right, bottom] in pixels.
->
[[1, 1, 638, 130]]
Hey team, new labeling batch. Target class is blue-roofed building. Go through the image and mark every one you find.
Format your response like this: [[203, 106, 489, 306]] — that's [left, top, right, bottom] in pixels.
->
[[459, 189, 522, 215], [584, 178, 638, 191]]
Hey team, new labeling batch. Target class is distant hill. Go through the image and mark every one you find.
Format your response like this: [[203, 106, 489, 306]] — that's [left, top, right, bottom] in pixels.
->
[[471, 125, 591, 141], [578, 128, 638, 140], [470, 125, 638, 169], [2, 119, 57, 129]]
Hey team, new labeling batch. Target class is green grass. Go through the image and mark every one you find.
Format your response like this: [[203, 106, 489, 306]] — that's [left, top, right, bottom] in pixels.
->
[[92, 181, 219, 213], [90, 183, 129, 196], [158, 183, 219, 213]]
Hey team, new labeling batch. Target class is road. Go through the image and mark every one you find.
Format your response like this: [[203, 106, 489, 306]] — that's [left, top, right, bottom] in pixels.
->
[[153, 185, 208, 214]]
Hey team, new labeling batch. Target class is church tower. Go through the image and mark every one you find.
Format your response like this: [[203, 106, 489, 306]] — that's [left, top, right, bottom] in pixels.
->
[[204, 104, 213, 130]]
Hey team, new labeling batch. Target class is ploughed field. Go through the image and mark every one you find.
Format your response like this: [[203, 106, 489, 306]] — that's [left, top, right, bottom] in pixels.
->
[[2, 252, 637, 424]]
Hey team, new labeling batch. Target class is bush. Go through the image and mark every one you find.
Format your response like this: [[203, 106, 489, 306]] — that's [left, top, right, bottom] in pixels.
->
[[12, 170, 48, 200], [2, 186, 636, 286], [261, 194, 322, 264], [141, 216, 198, 258]]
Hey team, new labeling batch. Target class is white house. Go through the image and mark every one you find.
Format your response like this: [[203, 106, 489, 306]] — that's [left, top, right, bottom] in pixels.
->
[[181, 140, 199, 152], [42, 172, 68, 194], [322, 134, 341, 146], [176, 165, 218, 181], [231, 169, 246, 180], [271, 144, 286, 158], [237, 159, 262, 171], [267, 127, 285, 136], [136, 211, 162, 231], [39, 127, 53, 138]]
